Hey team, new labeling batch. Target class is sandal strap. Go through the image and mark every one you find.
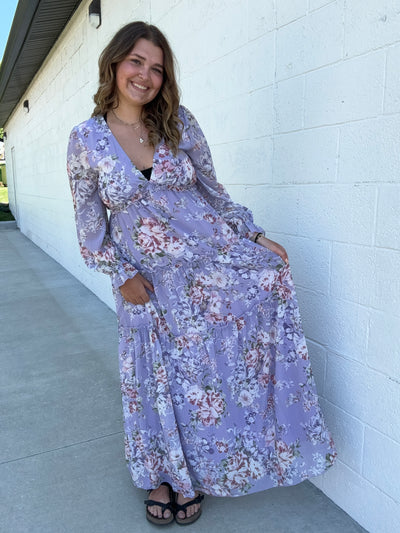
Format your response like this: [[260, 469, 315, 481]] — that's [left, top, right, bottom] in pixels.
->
[[174, 493, 204, 513], [144, 482, 174, 511], [144, 499, 174, 512]]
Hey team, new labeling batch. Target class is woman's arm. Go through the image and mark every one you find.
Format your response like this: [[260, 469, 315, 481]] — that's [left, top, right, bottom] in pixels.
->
[[179, 106, 288, 263], [251, 232, 289, 264], [67, 125, 138, 288], [179, 106, 264, 240]]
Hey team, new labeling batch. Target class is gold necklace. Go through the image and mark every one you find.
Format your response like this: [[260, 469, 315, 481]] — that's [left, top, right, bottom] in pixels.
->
[[111, 109, 146, 143]]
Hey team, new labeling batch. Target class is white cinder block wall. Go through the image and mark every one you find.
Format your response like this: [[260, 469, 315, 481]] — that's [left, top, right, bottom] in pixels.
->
[[4, 1, 400, 531]]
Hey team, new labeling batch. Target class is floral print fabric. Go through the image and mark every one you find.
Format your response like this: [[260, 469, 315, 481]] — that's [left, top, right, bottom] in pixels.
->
[[67, 106, 336, 498]]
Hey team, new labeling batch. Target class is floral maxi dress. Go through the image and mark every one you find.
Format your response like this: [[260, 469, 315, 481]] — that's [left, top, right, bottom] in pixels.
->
[[67, 106, 336, 498]]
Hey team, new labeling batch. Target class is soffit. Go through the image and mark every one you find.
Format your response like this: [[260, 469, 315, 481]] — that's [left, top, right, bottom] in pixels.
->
[[0, 0, 83, 127]]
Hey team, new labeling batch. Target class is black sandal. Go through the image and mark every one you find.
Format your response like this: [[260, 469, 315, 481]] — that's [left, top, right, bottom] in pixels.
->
[[174, 493, 204, 526], [144, 482, 175, 525]]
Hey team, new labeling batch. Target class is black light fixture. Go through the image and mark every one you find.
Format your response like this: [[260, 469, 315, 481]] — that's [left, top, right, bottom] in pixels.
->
[[89, 0, 101, 28], [23, 99, 29, 113], [2, 131, 6, 141]]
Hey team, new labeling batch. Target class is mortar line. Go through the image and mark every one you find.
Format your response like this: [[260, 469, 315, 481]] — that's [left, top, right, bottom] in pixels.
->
[[0, 430, 124, 466]]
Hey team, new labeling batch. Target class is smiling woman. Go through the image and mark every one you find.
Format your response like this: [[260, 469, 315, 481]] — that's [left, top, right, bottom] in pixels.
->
[[67, 20, 336, 528]]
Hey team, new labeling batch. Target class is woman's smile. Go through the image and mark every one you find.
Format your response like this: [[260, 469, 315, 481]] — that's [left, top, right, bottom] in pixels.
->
[[131, 82, 148, 91]]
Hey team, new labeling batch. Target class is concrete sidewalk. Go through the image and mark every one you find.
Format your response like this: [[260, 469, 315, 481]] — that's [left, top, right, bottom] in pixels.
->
[[0, 226, 367, 533]]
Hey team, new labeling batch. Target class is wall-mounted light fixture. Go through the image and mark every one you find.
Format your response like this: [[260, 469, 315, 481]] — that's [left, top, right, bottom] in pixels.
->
[[89, 0, 101, 29], [23, 100, 29, 113], [2, 131, 6, 141]]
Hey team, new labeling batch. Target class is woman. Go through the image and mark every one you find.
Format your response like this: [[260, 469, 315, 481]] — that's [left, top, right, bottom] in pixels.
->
[[67, 21, 336, 526]]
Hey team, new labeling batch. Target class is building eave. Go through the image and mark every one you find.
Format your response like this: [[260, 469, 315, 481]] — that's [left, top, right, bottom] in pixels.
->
[[0, 0, 83, 128]]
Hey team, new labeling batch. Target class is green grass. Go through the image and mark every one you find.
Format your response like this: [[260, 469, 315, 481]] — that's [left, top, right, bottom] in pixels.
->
[[0, 212, 14, 221], [0, 187, 15, 221], [0, 187, 8, 203]]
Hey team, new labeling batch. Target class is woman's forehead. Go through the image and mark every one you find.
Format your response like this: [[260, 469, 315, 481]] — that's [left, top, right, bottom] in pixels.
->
[[127, 38, 164, 64]]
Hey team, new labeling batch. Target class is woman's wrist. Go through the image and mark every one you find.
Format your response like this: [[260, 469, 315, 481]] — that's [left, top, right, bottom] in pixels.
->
[[250, 231, 265, 243], [254, 232, 263, 244]]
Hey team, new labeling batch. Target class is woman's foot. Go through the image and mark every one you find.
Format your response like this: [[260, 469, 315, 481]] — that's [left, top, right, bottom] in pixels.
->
[[175, 492, 204, 525], [144, 483, 174, 525]]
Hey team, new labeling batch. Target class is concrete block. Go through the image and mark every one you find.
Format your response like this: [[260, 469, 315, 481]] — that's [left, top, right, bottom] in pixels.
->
[[212, 136, 273, 186], [103, 0, 150, 27], [183, 36, 272, 106], [338, 116, 400, 183], [281, 234, 331, 295], [371, 248, 400, 317], [183, 53, 245, 111], [151, 0, 182, 22], [227, 183, 248, 204], [319, 399, 364, 473], [248, 0, 276, 37], [322, 459, 400, 533], [330, 243, 376, 307], [384, 44, 400, 113], [344, 0, 400, 58], [367, 310, 400, 381], [156, 2, 202, 72], [376, 185, 400, 250], [310, 474, 324, 491], [305, 1, 344, 62], [297, 184, 376, 245], [304, 52, 385, 127], [197, 0, 248, 63], [307, 340, 327, 395], [276, 0, 308, 27], [245, 185, 299, 236], [277, 2, 343, 80], [248, 86, 274, 138], [274, 75, 304, 133], [199, 95, 249, 145], [363, 426, 400, 502], [325, 353, 400, 442], [276, 19, 307, 80], [273, 126, 338, 183], [297, 289, 369, 363], [247, 32, 275, 90], [309, 0, 336, 11]]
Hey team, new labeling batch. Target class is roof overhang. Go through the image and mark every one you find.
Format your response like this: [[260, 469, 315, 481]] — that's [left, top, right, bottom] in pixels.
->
[[0, 0, 83, 128]]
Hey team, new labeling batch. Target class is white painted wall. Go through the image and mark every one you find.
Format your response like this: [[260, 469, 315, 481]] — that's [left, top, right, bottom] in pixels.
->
[[4, 1, 400, 531]]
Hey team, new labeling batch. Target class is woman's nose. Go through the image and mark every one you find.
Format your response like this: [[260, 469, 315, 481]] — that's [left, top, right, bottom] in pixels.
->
[[138, 65, 149, 79]]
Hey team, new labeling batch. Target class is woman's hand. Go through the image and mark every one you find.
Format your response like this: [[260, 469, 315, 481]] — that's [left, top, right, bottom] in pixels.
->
[[119, 273, 154, 305], [255, 234, 289, 264]]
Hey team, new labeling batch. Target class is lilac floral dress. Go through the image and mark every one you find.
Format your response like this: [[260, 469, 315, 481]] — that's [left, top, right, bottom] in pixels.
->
[[67, 105, 336, 498]]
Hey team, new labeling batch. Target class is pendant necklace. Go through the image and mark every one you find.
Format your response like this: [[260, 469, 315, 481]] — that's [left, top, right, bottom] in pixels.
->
[[111, 109, 146, 144]]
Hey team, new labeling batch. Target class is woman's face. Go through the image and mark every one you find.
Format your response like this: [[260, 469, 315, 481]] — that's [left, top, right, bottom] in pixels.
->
[[115, 38, 164, 110]]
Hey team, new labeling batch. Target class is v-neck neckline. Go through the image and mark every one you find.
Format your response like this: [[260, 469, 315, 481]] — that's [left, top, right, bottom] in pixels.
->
[[100, 114, 158, 179]]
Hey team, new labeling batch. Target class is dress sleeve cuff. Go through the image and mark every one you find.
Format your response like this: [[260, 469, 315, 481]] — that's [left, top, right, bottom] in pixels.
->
[[111, 263, 138, 288], [243, 222, 265, 240]]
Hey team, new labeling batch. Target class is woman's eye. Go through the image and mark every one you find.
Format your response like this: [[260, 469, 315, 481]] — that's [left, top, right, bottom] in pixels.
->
[[153, 68, 163, 75], [131, 59, 141, 65]]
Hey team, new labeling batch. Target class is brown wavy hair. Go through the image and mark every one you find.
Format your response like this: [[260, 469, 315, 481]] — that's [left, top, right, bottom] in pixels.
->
[[92, 22, 182, 153]]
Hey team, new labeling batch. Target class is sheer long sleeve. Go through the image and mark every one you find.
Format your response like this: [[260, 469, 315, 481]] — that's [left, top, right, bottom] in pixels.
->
[[178, 106, 264, 239], [67, 126, 137, 288]]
